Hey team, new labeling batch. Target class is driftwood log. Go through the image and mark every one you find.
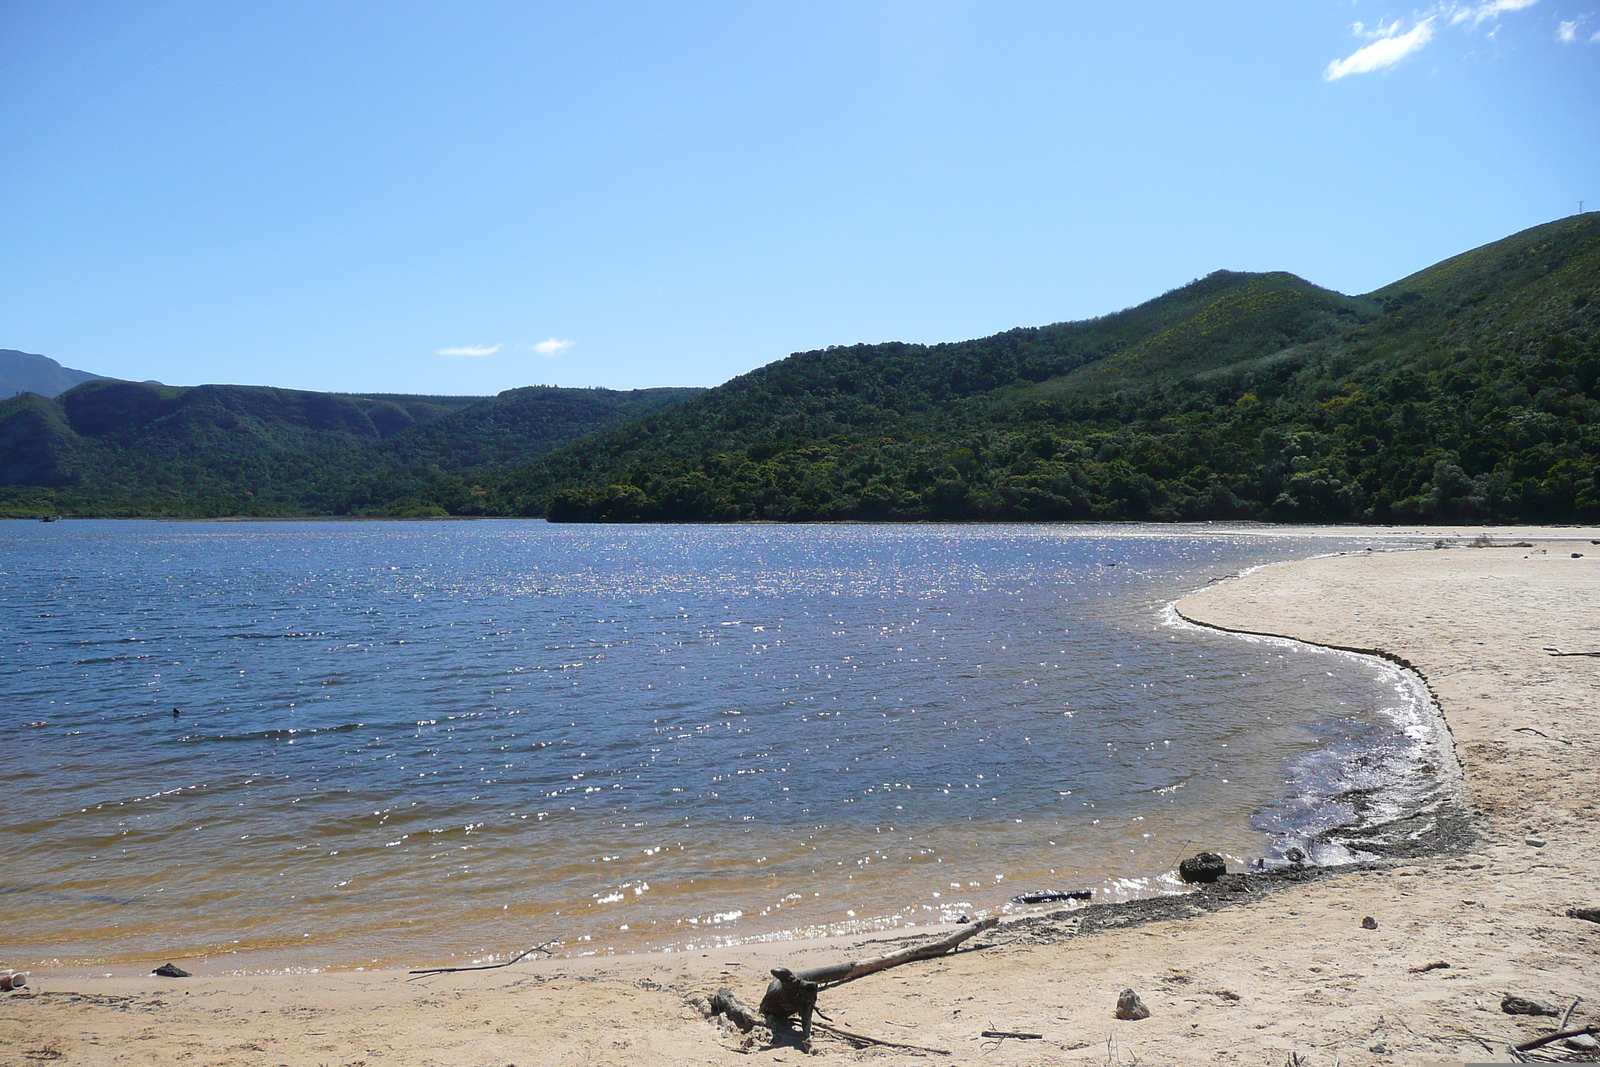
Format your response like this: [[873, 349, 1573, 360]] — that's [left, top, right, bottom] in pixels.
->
[[706, 917, 998, 1051], [790, 916, 998, 987], [759, 967, 821, 1048]]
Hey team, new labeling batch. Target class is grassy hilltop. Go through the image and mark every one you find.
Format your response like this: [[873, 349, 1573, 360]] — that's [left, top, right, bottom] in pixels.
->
[[3, 214, 1596, 522]]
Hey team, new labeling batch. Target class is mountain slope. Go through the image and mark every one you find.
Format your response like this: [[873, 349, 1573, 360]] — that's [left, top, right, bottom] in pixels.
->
[[0, 349, 111, 399], [473, 214, 1600, 524], [0, 381, 703, 516]]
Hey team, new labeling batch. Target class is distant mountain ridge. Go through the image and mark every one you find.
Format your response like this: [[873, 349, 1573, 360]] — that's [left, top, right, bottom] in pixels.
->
[[4, 214, 1596, 522], [0, 349, 112, 399], [0, 379, 704, 516]]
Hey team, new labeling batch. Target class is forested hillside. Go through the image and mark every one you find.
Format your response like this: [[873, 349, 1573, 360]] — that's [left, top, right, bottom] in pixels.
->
[[4, 215, 1596, 522], [0, 381, 701, 517], [455, 214, 1598, 524]]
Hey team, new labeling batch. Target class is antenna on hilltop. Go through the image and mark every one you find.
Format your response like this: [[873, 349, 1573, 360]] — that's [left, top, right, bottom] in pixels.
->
[[1582, 200, 1587, 215]]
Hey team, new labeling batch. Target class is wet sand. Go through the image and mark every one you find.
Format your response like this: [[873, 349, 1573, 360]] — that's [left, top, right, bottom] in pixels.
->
[[4, 534, 1599, 1065]]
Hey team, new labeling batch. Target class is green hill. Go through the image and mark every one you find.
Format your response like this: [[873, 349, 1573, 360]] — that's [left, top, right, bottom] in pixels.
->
[[6, 215, 1595, 523], [473, 214, 1599, 524], [0, 381, 702, 517]]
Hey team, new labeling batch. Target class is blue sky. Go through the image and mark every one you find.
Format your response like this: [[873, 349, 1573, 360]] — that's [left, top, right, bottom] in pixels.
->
[[2, 2, 1595, 395]]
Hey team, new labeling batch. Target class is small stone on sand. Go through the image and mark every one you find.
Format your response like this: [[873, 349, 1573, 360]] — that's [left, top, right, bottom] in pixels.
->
[[1114, 989, 1151, 1020]]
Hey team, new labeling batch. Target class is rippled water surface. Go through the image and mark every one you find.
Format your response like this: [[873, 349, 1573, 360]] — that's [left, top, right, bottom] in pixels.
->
[[0, 521, 1429, 972]]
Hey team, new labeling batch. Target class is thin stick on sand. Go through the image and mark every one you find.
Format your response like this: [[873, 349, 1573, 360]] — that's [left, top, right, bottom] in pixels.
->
[[810, 1020, 951, 1054], [407, 941, 557, 979], [1514, 1024, 1599, 1053]]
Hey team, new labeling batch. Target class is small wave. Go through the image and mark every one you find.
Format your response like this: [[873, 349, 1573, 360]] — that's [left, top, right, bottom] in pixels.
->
[[181, 723, 365, 744], [1162, 601, 1467, 866]]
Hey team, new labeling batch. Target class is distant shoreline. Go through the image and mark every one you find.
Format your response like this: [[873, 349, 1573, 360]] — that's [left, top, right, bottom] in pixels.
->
[[11, 514, 1600, 540]]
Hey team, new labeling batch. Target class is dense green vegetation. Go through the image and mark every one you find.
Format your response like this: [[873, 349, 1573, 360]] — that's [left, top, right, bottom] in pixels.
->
[[4, 215, 1597, 523], [0, 382, 702, 517], [458, 215, 1597, 524]]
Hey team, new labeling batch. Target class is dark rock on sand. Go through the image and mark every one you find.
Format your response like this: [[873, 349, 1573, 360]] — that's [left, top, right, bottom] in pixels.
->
[[1361, 916, 1378, 930], [1501, 994, 1558, 1016], [153, 963, 191, 978], [1178, 852, 1227, 884], [1114, 989, 1151, 1020], [1567, 906, 1600, 924]]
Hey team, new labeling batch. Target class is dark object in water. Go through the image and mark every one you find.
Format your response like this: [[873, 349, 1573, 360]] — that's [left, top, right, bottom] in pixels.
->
[[1285, 847, 1306, 866], [1011, 889, 1092, 905], [153, 963, 191, 978], [1178, 852, 1227, 884], [1567, 906, 1600, 924], [1501, 994, 1558, 1016]]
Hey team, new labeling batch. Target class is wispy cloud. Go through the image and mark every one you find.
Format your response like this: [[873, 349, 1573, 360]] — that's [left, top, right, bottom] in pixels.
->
[[1325, 18, 1437, 80], [1556, 16, 1600, 41], [532, 338, 575, 356], [1449, 0, 1538, 25], [1326, 0, 1543, 79], [436, 343, 503, 357]]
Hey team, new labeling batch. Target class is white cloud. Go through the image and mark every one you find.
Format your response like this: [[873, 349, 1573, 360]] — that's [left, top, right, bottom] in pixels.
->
[[1352, 18, 1404, 39], [1449, 0, 1538, 25], [436, 343, 503, 357], [1559, 19, 1579, 40], [1325, 0, 1545, 80], [1325, 18, 1437, 79], [532, 338, 575, 356]]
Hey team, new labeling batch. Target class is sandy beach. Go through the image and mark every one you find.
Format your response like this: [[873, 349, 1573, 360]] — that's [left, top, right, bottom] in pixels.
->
[[4, 533, 1599, 1065]]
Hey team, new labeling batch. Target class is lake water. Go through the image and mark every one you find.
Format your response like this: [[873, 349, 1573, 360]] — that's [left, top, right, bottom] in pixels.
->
[[0, 521, 1446, 974]]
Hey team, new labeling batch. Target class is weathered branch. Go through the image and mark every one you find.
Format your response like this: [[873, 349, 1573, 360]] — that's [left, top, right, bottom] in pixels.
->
[[795, 917, 998, 987], [1558, 996, 1582, 1032], [811, 1020, 951, 1054], [709, 988, 761, 1033], [1513, 1024, 1598, 1052], [406, 941, 556, 979]]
